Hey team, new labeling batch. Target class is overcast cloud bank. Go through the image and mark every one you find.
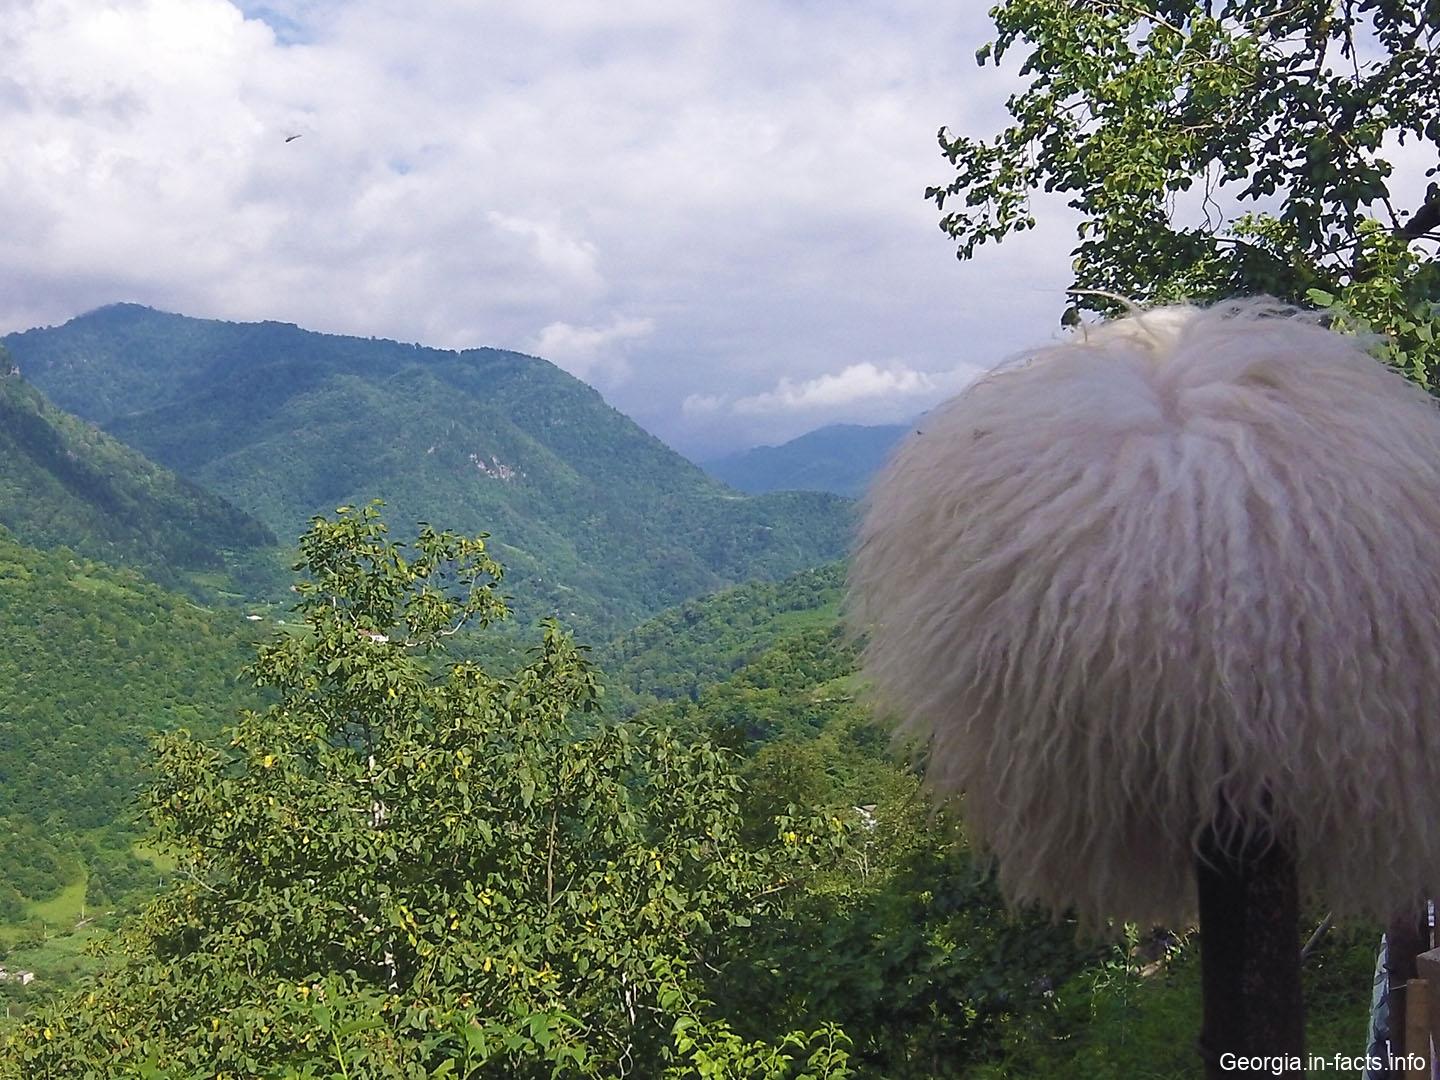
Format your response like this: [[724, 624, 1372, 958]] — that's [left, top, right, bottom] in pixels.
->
[[1, 0, 1085, 455]]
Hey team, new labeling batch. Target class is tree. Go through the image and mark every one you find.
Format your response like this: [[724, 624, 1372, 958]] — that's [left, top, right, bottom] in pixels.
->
[[931, 0, 1440, 382], [1, 504, 851, 1079]]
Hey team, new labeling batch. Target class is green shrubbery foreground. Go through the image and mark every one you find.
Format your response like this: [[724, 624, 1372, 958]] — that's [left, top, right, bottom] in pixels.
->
[[1, 504, 863, 1078]]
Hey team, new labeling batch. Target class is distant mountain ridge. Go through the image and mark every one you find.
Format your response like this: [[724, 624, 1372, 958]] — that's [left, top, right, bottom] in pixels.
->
[[704, 422, 909, 498], [0, 352, 277, 592], [5, 304, 853, 636]]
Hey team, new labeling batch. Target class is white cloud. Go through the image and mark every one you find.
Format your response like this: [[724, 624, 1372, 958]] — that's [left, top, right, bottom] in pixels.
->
[[733, 361, 938, 414], [485, 212, 602, 290], [681, 392, 724, 415], [530, 315, 655, 381], [0, 0, 1076, 454]]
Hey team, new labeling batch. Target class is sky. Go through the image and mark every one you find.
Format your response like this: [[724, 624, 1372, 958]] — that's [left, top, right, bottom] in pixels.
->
[[0, 0, 1088, 457], [0, 0, 1087, 458]]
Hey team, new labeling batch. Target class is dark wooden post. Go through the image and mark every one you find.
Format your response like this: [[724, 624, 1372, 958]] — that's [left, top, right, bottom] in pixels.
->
[[1195, 823, 1306, 1078], [1384, 908, 1429, 1076]]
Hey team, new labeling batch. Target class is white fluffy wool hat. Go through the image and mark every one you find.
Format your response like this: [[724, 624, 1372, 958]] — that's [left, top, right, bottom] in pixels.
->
[[849, 299, 1440, 928]]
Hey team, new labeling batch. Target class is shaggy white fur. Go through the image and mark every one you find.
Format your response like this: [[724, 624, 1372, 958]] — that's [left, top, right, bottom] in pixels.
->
[[849, 299, 1440, 928]]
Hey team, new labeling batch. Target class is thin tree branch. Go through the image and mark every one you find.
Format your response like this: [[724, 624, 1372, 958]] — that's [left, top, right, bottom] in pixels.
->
[[546, 803, 558, 914], [1399, 193, 1440, 242], [1300, 912, 1334, 961]]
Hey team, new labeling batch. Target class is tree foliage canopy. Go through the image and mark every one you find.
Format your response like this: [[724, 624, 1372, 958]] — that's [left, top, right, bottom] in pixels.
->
[[2, 504, 852, 1079], [932, 0, 1440, 380]]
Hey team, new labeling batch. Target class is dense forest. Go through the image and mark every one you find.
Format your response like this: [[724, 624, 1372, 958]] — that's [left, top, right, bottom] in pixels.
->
[[0, 357, 280, 597], [0, 529, 258, 921], [598, 564, 845, 715]]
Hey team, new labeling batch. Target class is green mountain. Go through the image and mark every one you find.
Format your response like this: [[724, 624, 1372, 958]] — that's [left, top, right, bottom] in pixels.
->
[[5, 305, 854, 636], [703, 422, 910, 498], [0, 529, 258, 922], [0, 357, 278, 594], [598, 562, 844, 715]]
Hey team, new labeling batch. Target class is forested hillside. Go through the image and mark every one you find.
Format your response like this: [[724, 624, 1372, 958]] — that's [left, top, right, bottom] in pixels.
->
[[0, 530, 257, 920], [0, 508, 1079, 1077], [0, 357, 279, 596], [599, 563, 844, 714], [5, 304, 853, 637]]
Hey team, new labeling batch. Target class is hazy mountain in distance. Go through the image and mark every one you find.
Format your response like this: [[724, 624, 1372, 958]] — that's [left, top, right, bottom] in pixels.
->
[[703, 422, 910, 498]]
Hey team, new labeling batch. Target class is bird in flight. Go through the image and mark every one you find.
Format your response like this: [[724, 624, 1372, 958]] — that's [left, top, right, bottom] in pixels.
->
[[284, 133, 303, 143]]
